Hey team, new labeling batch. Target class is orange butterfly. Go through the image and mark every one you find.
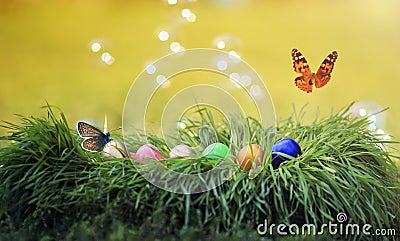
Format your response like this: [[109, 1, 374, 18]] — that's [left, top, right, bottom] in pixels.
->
[[292, 48, 338, 93]]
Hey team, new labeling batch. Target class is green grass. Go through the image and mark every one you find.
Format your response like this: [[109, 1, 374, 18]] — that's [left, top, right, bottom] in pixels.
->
[[0, 104, 399, 241], [2, 1, 400, 142]]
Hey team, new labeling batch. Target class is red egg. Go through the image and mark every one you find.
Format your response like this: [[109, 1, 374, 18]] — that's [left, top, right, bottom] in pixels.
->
[[236, 144, 265, 171], [134, 144, 163, 163]]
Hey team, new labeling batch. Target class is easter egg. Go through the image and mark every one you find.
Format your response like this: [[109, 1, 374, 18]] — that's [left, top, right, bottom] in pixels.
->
[[169, 144, 195, 158], [102, 140, 132, 158], [134, 144, 163, 163], [271, 138, 302, 169], [236, 144, 265, 171], [202, 142, 229, 159]]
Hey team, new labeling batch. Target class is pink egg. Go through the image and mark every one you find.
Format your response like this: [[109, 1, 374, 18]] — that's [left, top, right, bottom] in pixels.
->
[[134, 144, 163, 163]]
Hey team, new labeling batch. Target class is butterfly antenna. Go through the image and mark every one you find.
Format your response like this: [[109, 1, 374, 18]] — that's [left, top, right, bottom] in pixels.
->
[[104, 114, 109, 134]]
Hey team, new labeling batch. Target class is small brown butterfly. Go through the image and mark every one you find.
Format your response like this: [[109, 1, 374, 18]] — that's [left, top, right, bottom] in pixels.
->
[[76, 116, 110, 152], [292, 48, 338, 93]]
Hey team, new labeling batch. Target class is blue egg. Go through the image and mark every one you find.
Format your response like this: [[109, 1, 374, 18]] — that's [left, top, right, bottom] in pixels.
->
[[271, 138, 302, 169]]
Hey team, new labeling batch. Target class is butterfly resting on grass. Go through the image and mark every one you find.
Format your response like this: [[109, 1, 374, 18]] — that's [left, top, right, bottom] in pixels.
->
[[76, 116, 111, 152], [292, 48, 338, 93]]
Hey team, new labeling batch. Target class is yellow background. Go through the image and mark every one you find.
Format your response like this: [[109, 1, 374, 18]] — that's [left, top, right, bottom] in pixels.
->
[[1, 0, 399, 147]]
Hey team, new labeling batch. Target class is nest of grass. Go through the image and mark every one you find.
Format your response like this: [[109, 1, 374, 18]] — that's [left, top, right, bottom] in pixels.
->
[[0, 104, 399, 241]]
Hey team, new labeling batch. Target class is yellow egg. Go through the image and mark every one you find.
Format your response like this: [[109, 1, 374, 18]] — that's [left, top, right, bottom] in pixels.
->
[[236, 144, 264, 171], [102, 140, 132, 158]]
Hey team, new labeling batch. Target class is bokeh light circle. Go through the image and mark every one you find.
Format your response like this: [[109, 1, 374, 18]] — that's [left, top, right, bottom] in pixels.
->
[[158, 31, 170, 41], [167, 0, 177, 5], [101, 52, 115, 65], [170, 41, 183, 53], [348, 101, 387, 132], [181, 8, 192, 18], [216, 40, 226, 50], [348, 101, 391, 142], [212, 34, 242, 50], [186, 13, 197, 22], [123, 48, 275, 194], [90, 42, 101, 52]]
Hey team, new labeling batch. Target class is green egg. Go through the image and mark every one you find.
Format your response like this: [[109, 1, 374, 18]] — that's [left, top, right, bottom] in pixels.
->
[[202, 142, 229, 159]]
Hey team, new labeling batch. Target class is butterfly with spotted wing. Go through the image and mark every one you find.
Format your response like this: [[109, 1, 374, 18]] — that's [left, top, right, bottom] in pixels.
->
[[292, 48, 338, 93], [76, 116, 111, 152]]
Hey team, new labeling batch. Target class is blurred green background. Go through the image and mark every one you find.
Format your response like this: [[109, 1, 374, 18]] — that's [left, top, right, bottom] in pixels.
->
[[1, 0, 399, 147]]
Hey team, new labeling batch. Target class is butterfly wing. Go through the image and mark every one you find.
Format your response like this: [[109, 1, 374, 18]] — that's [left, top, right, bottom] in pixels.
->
[[77, 121, 111, 152], [77, 121, 104, 138], [292, 48, 312, 75], [81, 136, 109, 152], [295, 76, 313, 93], [292, 48, 314, 93], [315, 51, 338, 88]]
